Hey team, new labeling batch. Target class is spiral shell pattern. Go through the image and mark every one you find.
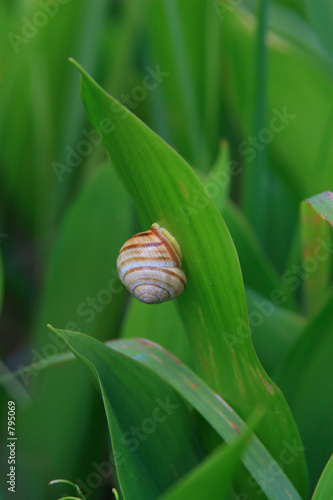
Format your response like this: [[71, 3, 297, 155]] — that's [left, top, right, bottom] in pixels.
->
[[117, 223, 186, 304]]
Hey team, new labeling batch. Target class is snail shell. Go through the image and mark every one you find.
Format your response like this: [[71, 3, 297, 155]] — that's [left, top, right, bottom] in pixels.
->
[[117, 223, 186, 304]]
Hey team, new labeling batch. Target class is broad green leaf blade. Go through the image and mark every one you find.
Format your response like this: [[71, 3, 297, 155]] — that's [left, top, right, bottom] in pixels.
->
[[110, 337, 303, 500], [43, 329, 303, 500], [300, 191, 333, 315], [276, 292, 333, 492], [311, 454, 333, 500], [71, 59, 307, 496], [51, 328, 205, 500], [159, 421, 256, 500]]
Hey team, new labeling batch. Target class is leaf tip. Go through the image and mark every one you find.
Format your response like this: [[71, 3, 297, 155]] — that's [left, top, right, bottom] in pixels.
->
[[46, 324, 61, 338], [68, 57, 86, 77], [68, 56, 78, 68]]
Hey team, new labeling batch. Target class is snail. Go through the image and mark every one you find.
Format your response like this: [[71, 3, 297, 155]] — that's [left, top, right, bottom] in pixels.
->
[[117, 223, 186, 304]]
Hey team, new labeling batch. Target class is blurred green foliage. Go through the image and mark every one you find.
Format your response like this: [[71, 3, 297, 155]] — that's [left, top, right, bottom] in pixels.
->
[[0, 0, 332, 499]]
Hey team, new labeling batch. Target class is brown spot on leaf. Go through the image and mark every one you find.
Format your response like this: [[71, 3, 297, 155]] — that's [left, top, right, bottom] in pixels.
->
[[178, 181, 188, 197]]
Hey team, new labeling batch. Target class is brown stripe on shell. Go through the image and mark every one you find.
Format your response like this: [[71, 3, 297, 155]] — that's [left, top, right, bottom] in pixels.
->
[[120, 255, 171, 265], [162, 267, 186, 288], [137, 231, 153, 237], [118, 241, 164, 254], [123, 266, 186, 288], [150, 225, 181, 267]]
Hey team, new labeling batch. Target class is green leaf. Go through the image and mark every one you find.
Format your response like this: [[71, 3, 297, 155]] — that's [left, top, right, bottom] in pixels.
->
[[300, 191, 333, 315], [158, 417, 257, 500], [70, 58, 307, 496], [303, 191, 333, 227], [50, 328, 205, 500], [311, 454, 333, 499], [111, 336, 303, 500], [45, 328, 303, 500], [276, 292, 333, 492], [49, 479, 87, 500]]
